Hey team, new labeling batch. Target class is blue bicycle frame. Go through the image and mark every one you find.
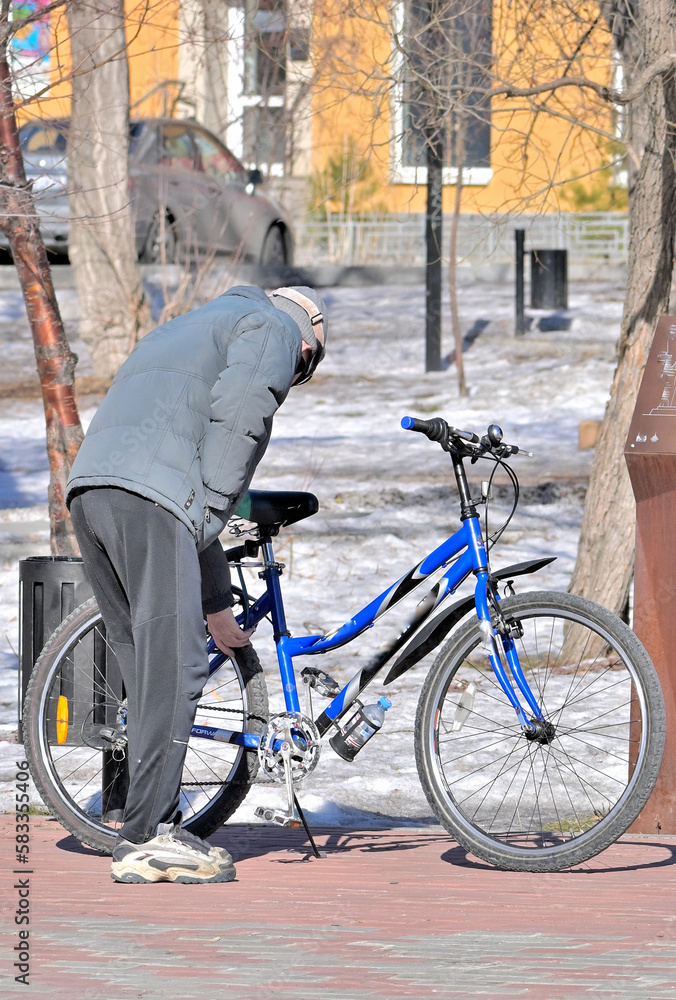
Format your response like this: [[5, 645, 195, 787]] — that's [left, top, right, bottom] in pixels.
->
[[192, 504, 546, 752]]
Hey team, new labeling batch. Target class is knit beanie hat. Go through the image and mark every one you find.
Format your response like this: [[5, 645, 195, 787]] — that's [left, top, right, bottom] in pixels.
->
[[269, 286, 328, 381]]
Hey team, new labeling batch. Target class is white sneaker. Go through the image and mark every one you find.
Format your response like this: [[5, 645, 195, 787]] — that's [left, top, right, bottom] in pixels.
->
[[160, 819, 233, 866], [111, 822, 236, 884]]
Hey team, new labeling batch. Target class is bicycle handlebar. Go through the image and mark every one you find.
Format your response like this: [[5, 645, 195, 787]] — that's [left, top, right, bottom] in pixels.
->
[[401, 415, 480, 445], [401, 415, 531, 458]]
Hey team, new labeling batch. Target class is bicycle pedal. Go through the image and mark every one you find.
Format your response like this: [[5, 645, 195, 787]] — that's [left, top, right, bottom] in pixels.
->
[[255, 805, 301, 827], [300, 666, 340, 698]]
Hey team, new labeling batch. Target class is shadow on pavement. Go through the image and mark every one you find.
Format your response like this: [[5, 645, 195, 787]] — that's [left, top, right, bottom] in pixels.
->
[[53, 818, 450, 863], [570, 839, 676, 874], [55, 832, 107, 857], [207, 822, 453, 864], [437, 838, 676, 875], [51, 822, 676, 875]]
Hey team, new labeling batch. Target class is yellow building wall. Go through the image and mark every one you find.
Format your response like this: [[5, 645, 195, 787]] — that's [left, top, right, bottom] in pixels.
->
[[309, 0, 617, 215], [20, 0, 180, 122], [126, 1, 180, 116]]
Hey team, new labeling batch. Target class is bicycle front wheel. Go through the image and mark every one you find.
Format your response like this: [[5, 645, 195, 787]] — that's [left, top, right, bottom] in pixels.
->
[[415, 591, 665, 871], [24, 596, 268, 854]]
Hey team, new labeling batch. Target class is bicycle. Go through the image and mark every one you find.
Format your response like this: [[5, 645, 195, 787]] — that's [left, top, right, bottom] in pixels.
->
[[23, 416, 666, 872]]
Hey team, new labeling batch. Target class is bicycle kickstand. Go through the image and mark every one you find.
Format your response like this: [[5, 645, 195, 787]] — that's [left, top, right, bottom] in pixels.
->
[[254, 739, 326, 858], [293, 792, 326, 859]]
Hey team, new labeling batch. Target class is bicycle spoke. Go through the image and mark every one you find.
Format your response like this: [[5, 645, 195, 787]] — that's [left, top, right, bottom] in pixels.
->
[[557, 730, 632, 767], [544, 747, 587, 838], [552, 680, 631, 722], [521, 744, 550, 837], [483, 742, 538, 832], [453, 740, 532, 810], [548, 741, 628, 791], [545, 750, 618, 827], [439, 731, 521, 767], [438, 708, 520, 738]]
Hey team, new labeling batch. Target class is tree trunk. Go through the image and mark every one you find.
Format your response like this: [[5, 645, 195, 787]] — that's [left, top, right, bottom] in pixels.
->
[[178, 0, 230, 141], [425, 130, 443, 373], [67, 0, 150, 379], [0, 47, 83, 555], [600, 0, 648, 197], [569, 4, 676, 613], [448, 113, 467, 396], [201, 0, 230, 141]]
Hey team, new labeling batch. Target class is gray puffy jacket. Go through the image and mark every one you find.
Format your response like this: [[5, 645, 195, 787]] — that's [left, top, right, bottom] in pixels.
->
[[66, 285, 303, 551]]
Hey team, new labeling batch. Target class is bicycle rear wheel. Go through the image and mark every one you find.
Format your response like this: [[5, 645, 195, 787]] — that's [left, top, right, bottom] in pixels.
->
[[24, 595, 268, 854], [415, 591, 665, 871]]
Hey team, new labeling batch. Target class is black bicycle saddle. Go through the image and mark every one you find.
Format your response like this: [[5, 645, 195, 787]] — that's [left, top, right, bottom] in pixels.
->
[[234, 490, 319, 529]]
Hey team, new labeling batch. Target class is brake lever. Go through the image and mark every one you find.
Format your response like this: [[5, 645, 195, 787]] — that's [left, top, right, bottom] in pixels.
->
[[470, 442, 534, 462], [498, 444, 534, 459], [452, 438, 484, 462]]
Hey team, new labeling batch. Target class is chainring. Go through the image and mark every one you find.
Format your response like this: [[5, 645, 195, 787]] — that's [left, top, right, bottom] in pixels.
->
[[257, 712, 321, 783]]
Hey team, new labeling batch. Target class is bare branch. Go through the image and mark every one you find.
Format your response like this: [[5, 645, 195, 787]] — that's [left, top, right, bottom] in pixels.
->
[[488, 52, 676, 106]]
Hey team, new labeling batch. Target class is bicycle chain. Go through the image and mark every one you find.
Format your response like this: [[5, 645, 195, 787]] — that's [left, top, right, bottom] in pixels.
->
[[196, 703, 245, 715], [181, 781, 226, 787], [185, 703, 268, 787]]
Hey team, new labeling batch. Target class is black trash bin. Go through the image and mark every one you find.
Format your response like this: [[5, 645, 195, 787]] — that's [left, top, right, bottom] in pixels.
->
[[530, 249, 568, 309], [18, 556, 93, 742]]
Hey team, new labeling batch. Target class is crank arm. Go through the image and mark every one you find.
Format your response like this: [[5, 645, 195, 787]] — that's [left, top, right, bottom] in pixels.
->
[[254, 736, 301, 827]]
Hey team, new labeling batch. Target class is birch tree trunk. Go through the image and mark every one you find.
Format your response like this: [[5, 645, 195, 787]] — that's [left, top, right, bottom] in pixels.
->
[[178, 0, 230, 141], [201, 0, 230, 140], [0, 25, 83, 554], [67, 0, 150, 379], [569, 0, 676, 612]]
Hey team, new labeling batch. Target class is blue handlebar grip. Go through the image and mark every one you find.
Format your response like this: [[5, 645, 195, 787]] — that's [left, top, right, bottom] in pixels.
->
[[401, 416, 415, 430]]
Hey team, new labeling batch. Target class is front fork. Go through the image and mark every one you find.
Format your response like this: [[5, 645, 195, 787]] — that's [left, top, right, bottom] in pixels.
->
[[474, 570, 544, 730]]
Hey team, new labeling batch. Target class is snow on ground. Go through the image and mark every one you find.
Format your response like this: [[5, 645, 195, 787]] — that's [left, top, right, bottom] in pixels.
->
[[0, 277, 624, 825]]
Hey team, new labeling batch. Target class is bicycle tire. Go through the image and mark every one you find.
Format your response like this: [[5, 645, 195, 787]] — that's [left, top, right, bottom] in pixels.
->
[[24, 596, 269, 854], [415, 591, 666, 872]]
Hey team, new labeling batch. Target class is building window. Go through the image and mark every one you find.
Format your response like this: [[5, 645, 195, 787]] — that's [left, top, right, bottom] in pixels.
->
[[225, 0, 286, 173], [244, 0, 286, 97], [395, 0, 492, 182], [288, 27, 310, 62]]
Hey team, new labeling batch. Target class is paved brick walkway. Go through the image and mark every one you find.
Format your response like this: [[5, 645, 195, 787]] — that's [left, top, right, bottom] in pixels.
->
[[2, 817, 676, 999]]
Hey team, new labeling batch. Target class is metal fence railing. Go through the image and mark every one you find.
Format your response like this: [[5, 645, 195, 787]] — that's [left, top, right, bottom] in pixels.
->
[[292, 213, 630, 267]]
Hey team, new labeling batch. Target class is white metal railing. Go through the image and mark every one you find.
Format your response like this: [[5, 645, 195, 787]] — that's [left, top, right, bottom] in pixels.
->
[[292, 213, 630, 267]]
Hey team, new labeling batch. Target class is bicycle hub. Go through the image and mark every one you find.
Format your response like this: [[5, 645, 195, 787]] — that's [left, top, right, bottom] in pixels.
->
[[524, 718, 556, 745]]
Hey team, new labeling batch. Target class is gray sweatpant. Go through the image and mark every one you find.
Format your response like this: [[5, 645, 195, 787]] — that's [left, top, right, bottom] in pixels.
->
[[70, 487, 209, 844]]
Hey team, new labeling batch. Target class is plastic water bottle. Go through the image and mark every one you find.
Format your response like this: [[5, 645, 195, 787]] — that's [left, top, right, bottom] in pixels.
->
[[329, 697, 392, 762]]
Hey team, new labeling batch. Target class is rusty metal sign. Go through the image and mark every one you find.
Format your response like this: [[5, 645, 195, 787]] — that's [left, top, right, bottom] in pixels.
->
[[626, 316, 676, 456]]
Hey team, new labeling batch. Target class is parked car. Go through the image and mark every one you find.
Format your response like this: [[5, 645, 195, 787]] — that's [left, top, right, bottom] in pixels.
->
[[6, 117, 293, 265]]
